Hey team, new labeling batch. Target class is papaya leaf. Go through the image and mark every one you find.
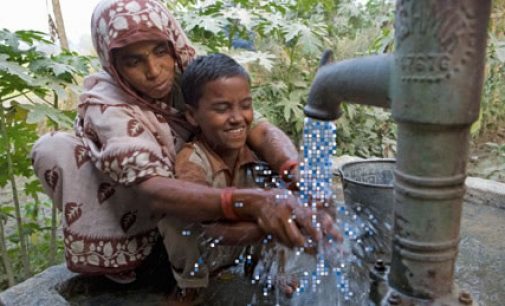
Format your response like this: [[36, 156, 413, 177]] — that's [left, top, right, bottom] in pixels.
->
[[234, 51, 275, 71], [29, 58, 76, 77], [16, 103, 73, 128], [0, 54, 39, 86]]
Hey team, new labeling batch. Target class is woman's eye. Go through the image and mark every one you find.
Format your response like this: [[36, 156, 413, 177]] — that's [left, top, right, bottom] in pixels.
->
[[154, 45, 169, 55], [124, 57, 140, 67]]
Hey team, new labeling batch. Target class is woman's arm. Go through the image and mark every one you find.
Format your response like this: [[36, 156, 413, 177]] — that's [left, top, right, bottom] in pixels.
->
[[135, 176, 223, 221], [202, 221, 264, 245], [135, 177, 313, 247]]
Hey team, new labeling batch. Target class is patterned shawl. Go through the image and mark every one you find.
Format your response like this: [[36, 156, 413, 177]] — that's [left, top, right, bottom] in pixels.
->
[[89, 0, 196, 115]]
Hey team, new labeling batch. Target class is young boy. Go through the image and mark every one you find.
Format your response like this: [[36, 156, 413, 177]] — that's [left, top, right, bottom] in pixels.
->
[[159, 53, 269, 301]]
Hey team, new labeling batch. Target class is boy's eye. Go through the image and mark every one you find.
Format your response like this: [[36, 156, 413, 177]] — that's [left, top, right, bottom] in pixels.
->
[[240, 99, 252, 109], [213, 103, 229, 112]]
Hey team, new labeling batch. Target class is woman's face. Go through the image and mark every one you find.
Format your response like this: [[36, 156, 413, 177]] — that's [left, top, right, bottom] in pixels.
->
[[114, 40, 175, 100]]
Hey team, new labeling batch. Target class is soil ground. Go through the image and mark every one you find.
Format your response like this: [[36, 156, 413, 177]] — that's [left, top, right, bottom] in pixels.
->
[[468, 126, 505, 183]]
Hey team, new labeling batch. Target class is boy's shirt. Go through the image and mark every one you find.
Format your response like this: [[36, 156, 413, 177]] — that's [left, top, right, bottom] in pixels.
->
[[172, 137, 261, 277], [175, 136, 260, 189]]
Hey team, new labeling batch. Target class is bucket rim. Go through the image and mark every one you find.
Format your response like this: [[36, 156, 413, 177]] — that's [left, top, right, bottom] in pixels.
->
[[336, 158, 396, 188]]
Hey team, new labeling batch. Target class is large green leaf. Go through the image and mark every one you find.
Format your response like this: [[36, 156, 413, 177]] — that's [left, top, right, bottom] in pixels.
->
[[0, 54, 40, 86], [16, 103, 74, 128], [282, 21, 323, 55], [30, 58, 76, 77], [183, 13, 226, 34], [222, 7, 254, 30], [234, 51, 276, 71]]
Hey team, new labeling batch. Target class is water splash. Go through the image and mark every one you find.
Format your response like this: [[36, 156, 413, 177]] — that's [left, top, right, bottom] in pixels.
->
[[248, 118, 381, 305], [196, 118, 390, 305]]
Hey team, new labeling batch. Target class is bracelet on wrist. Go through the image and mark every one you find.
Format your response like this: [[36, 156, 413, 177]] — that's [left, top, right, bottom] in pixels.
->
[[220, 187, 240, 221], [279, 159, 298, 182]]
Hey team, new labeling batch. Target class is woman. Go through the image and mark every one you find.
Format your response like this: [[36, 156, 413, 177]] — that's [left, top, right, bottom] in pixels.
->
[[31, 0, 335, 286]]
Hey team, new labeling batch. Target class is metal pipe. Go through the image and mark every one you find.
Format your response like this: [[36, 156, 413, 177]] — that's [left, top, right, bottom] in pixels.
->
[[389, 0, 490, 301], [304, 54, 392, 121], [304, 0, 491, 304]]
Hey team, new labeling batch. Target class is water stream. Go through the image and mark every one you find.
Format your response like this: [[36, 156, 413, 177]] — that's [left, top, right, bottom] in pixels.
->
[[246, 118, 389, 305]]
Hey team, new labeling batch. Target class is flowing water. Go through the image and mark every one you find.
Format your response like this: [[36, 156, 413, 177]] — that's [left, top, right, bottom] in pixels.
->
[[243, 118, 390, 305]]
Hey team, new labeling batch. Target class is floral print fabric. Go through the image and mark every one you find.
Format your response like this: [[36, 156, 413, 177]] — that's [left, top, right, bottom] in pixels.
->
[[31, 0, 195, 274]]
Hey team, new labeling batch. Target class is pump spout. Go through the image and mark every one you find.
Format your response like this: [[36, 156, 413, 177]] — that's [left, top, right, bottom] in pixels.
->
[[304, 54, 392, 121]]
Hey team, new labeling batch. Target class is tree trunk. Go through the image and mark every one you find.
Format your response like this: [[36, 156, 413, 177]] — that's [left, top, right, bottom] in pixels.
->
[[51, 0, 69, 50]]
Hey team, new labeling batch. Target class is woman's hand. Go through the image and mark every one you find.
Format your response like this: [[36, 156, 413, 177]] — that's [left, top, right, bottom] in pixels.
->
[[201, 221, 264, 245], [234, 189, 341, 248]]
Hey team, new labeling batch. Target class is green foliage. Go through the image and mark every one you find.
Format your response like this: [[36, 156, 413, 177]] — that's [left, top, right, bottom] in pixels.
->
[[335, 104, 396, 157], [169, 0, 396, 151], [476, 35, 505, 136], [0, 105, 39, 187], [0, 29, 94, 289]]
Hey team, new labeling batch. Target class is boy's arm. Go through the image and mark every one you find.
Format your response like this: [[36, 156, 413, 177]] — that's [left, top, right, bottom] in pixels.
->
[[247, 121, 299, 177]]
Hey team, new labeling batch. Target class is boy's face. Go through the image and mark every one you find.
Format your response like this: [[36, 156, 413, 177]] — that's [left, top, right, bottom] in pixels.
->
[[187, 76, 253, 155]]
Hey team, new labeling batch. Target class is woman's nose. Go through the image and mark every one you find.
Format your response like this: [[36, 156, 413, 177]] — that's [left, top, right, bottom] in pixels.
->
[[145, 58, 161, 79]]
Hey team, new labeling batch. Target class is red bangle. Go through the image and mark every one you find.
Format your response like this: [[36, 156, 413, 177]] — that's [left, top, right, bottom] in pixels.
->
[[220, 187, 240, 221], [279, 159, 298, 181]]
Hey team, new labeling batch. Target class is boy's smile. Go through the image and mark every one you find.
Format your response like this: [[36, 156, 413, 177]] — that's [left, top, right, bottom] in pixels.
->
[[187, 76, 253, 158]]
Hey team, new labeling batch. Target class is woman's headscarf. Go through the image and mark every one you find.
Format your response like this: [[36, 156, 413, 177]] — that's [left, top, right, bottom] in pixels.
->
[[90, 0, 196, 112]]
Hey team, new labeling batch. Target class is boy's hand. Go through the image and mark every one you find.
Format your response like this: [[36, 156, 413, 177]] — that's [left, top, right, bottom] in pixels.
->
[[254, 190, 341, 248]]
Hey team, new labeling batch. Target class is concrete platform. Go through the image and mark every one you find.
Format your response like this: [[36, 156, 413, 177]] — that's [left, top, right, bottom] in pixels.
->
[[1, 174, 504, 306]]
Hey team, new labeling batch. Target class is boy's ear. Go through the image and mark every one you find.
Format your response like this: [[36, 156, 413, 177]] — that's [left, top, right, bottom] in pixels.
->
[[184, 105, 199, 127]]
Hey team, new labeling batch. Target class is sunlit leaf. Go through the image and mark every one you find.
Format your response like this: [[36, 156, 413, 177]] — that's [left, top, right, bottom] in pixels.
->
[[0, 54, 39, 86], [222, 7, 253, 29], [184, 14, 225, 34], [16, 103, 74, 128], [30, 58, 76, 77], [233, 51, 276, 71]]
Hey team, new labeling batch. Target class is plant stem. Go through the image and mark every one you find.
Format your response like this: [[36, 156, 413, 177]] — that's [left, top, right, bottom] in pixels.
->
[[286, 45, 296, 92], [50, 92, 59, 265], [22, 93, 54, 106], [49, 201, 58, 266], [0, 217, 16, 287], [0, 103, 31, 278], [53, 90, 59, 109], [0, 91, 31, 103]]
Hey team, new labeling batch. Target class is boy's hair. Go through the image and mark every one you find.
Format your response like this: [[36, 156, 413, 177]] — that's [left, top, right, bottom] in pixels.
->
[[181, 53, 250, 108]]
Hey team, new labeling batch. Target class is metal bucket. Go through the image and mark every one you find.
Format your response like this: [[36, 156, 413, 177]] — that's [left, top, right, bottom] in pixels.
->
[[338, 159, 395, 263]]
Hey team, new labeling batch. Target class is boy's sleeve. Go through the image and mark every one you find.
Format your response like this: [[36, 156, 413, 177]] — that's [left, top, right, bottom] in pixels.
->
[[174, 145, 212, 186]]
